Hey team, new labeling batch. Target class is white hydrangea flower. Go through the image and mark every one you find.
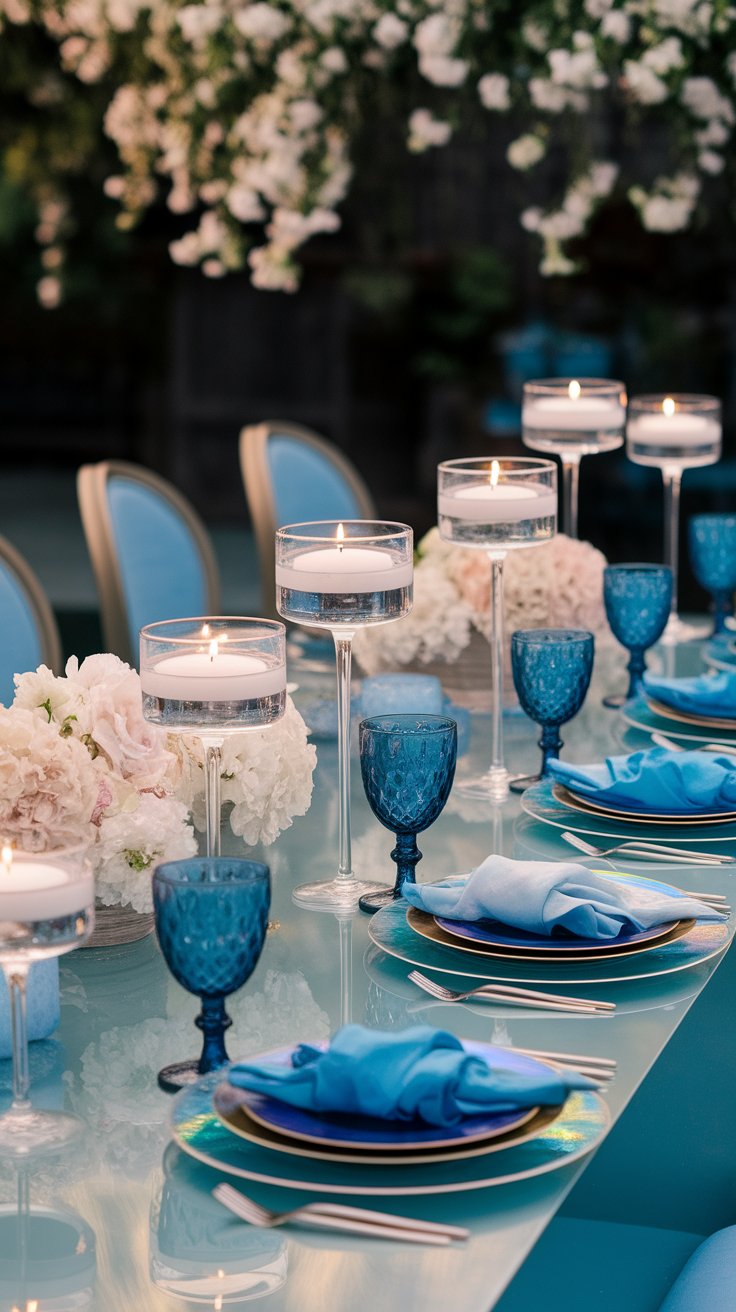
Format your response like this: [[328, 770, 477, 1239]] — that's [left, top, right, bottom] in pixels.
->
[[681, 76, 735, 123], [641, 37, 684, 75], [698, 149, 725, 174], [548, 45, 607, 90], [95, 793, 196, 913], [623, 60, 669, 105], [233, 4, 291, 42], [601, 9, 631, 40], [407, 107, 453, 151], [478, 72, 510, 110], [529, 79, 572, 113], [507, 134, 546, 170], [373, 13, 408, 49]]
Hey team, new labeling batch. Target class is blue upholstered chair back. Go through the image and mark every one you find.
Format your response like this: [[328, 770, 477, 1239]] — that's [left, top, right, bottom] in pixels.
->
[[0, 566, 46, 706], [0, 540, 61, 706], [266, 435, 364, 526], [106, 476, 210, 657]]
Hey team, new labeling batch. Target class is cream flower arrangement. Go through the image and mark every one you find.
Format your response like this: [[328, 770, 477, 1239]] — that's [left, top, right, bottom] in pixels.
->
[[2, 0, 735, 296], [4, 653, 317, 912], [353, 528, 610, 675]]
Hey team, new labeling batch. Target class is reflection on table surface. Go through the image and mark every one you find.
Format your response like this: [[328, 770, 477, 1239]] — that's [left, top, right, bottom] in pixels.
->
[[1, 640, 734, 1312]]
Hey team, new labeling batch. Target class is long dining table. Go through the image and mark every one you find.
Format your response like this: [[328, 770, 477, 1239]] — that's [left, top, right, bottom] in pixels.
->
[[3, 638, 736, 1312]]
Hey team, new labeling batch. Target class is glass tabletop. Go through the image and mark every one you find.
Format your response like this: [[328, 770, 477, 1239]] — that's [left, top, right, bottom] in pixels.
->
[[1, 638, 732, 1312]]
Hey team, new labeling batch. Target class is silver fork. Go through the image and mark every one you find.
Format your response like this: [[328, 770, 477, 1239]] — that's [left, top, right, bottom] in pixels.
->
[[408, 969, 614, 1015], [213, 1183, 468, 1245], [561, 829, 735, 870]]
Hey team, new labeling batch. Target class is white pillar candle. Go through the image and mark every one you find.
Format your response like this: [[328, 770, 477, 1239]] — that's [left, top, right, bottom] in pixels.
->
[[438, 481, 557, 523], [141, 650, 286, 702], [522, 395, 626, 430], [276, 545, 413, 594], [0, 853, 93, 922]]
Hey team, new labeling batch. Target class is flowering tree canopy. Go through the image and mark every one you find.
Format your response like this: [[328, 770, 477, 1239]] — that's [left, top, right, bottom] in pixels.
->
[[1, 0, 734, 298]]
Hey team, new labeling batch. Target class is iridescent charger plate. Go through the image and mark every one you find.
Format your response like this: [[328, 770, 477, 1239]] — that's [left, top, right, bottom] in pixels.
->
[[521, 777, 736, 846], [621, 694, 736, 750]]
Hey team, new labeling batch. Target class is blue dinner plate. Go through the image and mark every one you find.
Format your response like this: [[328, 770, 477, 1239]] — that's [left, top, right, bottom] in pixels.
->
[[621, 694, 736, 749], [433, 911, 676, 954], [216, 1041, 544, 1151], [559, 779, 735, 820], [521, 777, 736, 846]]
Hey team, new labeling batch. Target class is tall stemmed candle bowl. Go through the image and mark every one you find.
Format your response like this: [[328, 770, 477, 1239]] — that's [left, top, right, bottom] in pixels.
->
[[152, 857, 270, 1092], [522, 378, 626, 538], [627, 395, 722, 643], [437, 458, 557, 803], [140, 618, 286, 857], [510, 629, 595, 789], [689, 514, 736, 635], [0, 843, 94, 1155], [358, 715, 457, 914], [602, 564, 672, 708], [276, 520, 413, 911]]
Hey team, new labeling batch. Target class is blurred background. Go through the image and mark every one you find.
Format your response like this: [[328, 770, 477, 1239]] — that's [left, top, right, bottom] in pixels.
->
[[2, 5, 735, 659]]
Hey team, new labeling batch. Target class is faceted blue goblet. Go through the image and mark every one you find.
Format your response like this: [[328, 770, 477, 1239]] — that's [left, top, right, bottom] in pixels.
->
[[510, 629, 594, 791], [153, 857, 270, 1093], [358, 714, 457, 915], [602, 564, 673, 708], [689, 515, 736, 635]]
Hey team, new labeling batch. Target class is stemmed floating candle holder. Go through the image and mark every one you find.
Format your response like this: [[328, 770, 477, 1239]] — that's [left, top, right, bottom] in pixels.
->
[[522, 378, 626, 538], [626, 395, 722, 644], [276, 520, 413, 911], [140, 617, 287, 856], [437, 457, 557, 804]]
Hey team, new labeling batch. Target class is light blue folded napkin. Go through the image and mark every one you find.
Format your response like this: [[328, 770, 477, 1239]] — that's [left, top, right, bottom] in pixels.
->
[[403, 854, 724, 939], [643, 671, 736, 719], [227, 1024, 593, 1125], [549, 748, 736, 814]]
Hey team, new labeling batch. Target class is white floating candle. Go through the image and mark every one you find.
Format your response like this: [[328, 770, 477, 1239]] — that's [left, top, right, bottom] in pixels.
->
[[276, 544, 413, 594], [523, 382, 625, 431], [627, 411, 720, 446], [141, 650, 286, 702], [438, 473, 557, 523], [0, 849, 93, 922]]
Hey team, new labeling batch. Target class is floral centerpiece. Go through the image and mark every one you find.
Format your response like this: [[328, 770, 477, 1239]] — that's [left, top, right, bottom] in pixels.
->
[[1, 653, 316, 916], [1, 0, 735, 299], [353, 529, 610, 682]]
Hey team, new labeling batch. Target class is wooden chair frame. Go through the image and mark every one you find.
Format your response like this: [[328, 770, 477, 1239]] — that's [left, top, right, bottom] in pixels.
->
[[239, 420, 376, 619], [77, 460, 220, 667], [0, 535, 62, 677]]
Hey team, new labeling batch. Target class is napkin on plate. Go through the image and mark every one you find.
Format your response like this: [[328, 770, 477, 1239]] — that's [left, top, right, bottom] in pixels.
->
[[642, 671, 736, 719], [402, 853, 724, 939], [549, 747, 736, 814], [226, 1024, 593, 1126]]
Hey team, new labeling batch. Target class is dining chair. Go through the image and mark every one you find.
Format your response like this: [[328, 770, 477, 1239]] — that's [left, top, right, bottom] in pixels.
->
[[0, 535, 62, 705], [77, 460, 220, 667], [239, 421, 376, 619]]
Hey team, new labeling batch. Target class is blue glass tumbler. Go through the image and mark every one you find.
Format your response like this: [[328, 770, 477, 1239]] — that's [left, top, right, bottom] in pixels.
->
[[153, 858, 270, 1093], [510, 629, 594, 791], [358, 715, 457, 914], [602, 564, 673, 708], [689, 515, 736, 635]]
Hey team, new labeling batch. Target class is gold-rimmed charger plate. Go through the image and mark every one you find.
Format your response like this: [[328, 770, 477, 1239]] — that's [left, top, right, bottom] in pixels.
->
[[212, 1086, 554, 1167], [406, 906, 695, 963], [646, 696, 736, 733], [552, 782, 736, 826], [435, 911, 678, 954]]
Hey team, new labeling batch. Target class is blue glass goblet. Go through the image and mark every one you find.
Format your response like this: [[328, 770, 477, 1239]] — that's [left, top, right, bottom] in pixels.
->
[[358, 714, 457, 914], [602, 564, 672, 708], [153, 858, 270, 1093], [689, 515, 736, 635], [510, 629, 594, 792]]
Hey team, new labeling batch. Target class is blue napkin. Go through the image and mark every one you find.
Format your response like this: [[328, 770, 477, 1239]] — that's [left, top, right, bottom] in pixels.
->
[[643, 671, 736, 719], [403, 854, 724, 939], [549, 747, 736, 814], [227, 1025, 592, 1126]]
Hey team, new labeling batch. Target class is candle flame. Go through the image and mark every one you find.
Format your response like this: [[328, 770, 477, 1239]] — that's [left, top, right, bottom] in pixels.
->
[[489, 460, 500, 489], [336, 522, 345, 552], [1, 844, 12, 875], [663, 396, 676, 417], [208, 639, 219, 661], [568, 380, 581, 400]]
